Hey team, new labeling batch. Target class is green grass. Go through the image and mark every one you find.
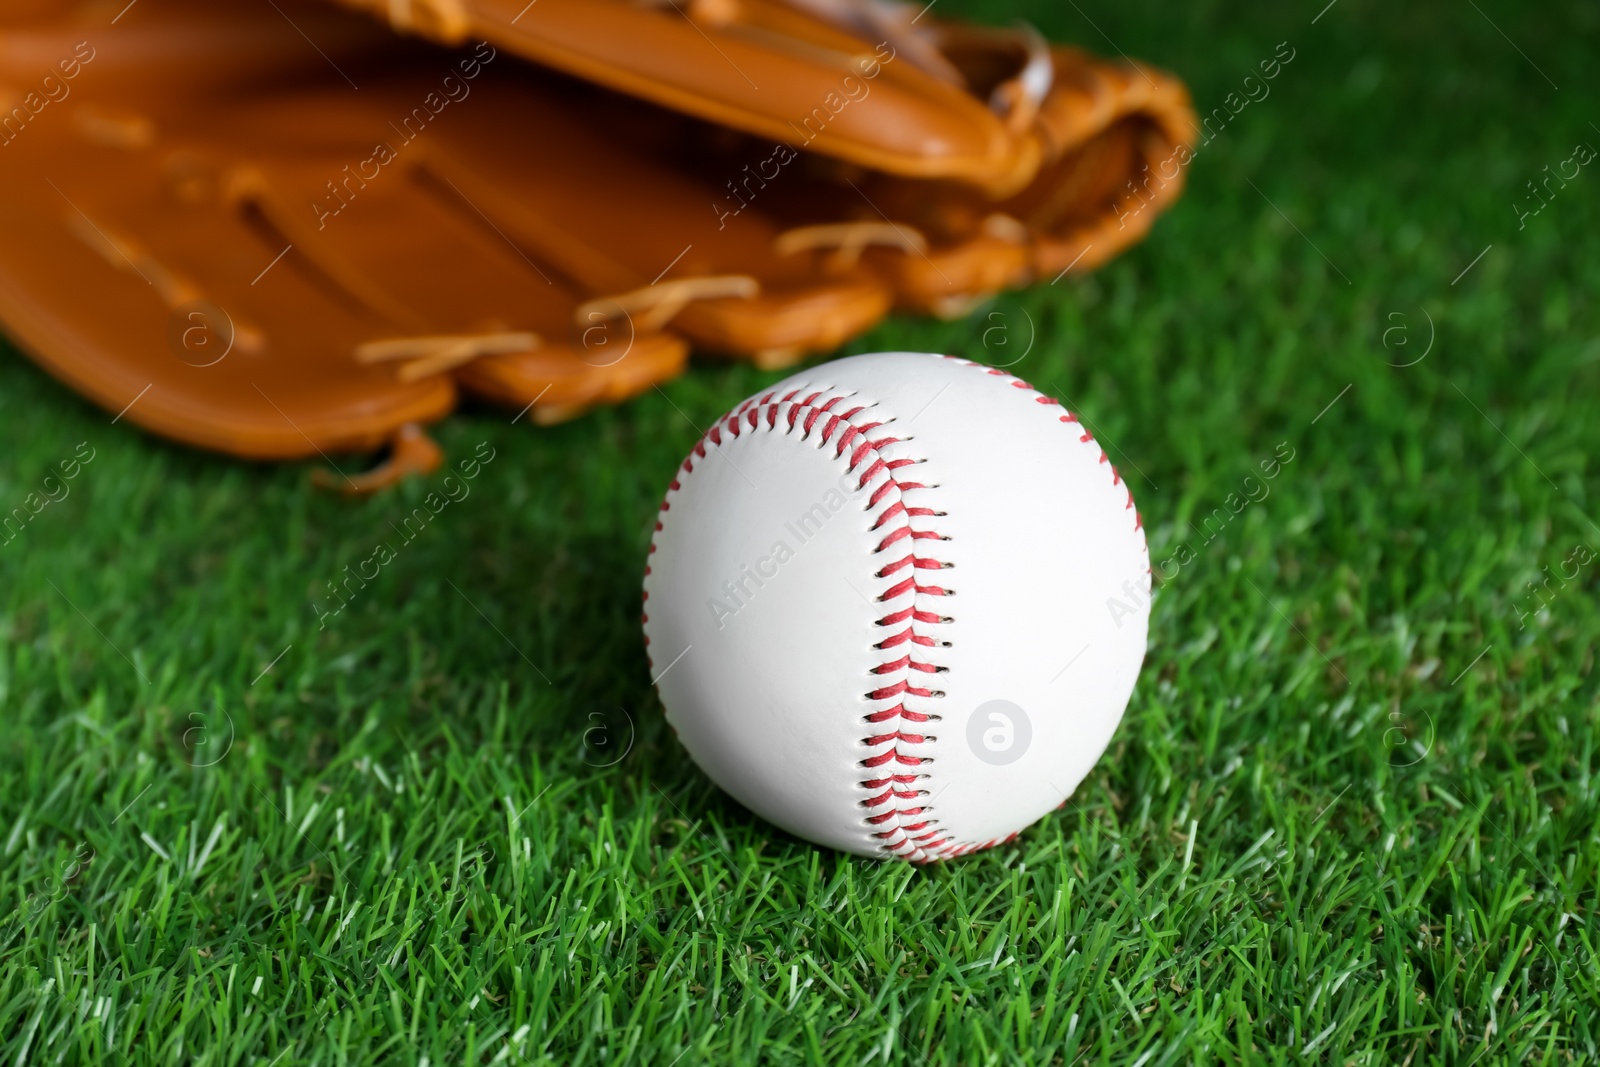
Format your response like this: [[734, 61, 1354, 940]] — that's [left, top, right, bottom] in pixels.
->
[[3, 0, 1599, 1063]]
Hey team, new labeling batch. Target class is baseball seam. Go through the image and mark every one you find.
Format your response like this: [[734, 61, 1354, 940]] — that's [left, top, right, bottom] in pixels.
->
[[645, 356, 1144, 863], [884, 357, 1145, 861]]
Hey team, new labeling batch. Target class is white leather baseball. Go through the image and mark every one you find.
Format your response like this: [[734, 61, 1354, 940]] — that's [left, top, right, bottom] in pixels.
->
[[642, 352, 1149, 861]]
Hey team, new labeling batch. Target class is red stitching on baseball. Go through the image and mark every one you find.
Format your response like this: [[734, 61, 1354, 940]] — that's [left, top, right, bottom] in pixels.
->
[[864, 704, 930, 722], [876, 628, 935, 650], [861, 773, 921, 788], [883, 357, 1148, 862]]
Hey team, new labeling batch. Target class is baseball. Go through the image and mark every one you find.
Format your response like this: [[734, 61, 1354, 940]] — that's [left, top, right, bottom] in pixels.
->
[[642, 352, 1150, 861]]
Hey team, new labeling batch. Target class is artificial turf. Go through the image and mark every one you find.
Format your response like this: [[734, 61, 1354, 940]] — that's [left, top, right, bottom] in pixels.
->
[[3, 0, 1598, 1063]]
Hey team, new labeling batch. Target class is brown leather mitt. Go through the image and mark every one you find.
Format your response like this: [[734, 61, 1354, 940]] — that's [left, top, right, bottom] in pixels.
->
[[329, 0, 1198, 316], [0, 0, 893, 485], [0, 0, 1192, 486]]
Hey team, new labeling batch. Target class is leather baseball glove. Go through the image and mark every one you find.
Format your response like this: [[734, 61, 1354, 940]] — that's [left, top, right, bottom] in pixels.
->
[[0, 0, 1192, 488], [328, 0, 1198, 315]]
